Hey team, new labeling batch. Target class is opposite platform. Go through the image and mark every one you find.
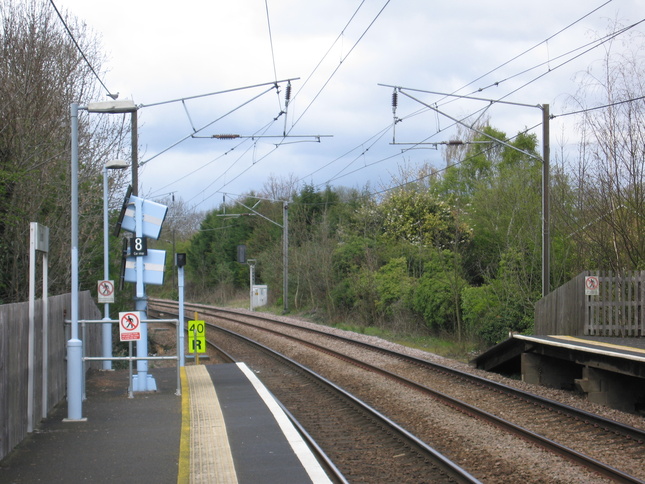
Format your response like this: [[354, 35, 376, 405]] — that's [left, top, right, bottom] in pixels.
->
[[0, 364, 332, 483]]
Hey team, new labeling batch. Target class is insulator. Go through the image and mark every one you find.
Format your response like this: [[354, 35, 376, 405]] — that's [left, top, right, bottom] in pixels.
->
[[213, 134, 240, 139], [392, 91, 398, 109], [285, 82, 292, 103]]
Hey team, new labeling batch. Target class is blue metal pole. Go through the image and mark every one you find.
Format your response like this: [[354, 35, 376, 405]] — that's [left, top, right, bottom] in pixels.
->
[[178, 264, 185, 367], [102, 165, 112, 370], [66, 103, 83, 421], [133, 197, 155, 391]]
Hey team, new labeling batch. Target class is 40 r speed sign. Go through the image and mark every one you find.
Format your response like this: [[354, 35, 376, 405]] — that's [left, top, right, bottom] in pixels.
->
[[188, 320, 206, 353]]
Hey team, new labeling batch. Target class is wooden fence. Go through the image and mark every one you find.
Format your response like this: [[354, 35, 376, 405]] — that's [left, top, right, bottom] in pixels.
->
[[0, 291, 101, 461], [535, 271, 645, 337]]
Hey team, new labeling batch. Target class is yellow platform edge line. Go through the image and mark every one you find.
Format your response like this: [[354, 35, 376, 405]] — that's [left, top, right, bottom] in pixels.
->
[[551, 335, 645, 355], [177, 367, 190, 484]]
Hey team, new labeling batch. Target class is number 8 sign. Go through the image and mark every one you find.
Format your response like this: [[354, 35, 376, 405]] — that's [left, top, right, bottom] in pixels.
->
[[131, 236, 148, 256]]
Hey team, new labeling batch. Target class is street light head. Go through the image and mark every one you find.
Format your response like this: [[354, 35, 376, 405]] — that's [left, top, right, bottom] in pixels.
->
[[87, 100, 137, 113], [105, 159, 129, 170]]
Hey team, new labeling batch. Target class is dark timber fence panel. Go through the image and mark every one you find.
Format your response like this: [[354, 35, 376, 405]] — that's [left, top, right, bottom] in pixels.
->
[[0, 291, 101, 461], [535, 271, 645, 337]]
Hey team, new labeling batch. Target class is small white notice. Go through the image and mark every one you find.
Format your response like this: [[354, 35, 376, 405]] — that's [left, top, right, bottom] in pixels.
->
[[585, 276, 599, 296]]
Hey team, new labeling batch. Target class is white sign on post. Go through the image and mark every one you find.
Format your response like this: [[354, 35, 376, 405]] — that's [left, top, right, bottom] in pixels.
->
[[119, 311, 141, 341], [585, 276, 600, 296], [97, 280, 115, 303]]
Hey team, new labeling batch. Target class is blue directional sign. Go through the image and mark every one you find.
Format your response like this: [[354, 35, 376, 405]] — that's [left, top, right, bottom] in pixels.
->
[[120, 195, 168, 240], [124, 249, 166, 286]]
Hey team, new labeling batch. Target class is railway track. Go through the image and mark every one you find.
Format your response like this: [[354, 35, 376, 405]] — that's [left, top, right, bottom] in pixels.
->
[[150, 302, 479, 483], [149, 298, 645, 483]]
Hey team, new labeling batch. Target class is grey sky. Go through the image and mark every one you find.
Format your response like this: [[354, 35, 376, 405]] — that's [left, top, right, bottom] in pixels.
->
[[58, 0, 644, 210]]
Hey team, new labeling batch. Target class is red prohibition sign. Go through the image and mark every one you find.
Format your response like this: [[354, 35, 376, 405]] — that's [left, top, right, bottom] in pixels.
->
[[120, 312, 140, 331], [99, 280, 114, 296], [586, 276, 599, 290]]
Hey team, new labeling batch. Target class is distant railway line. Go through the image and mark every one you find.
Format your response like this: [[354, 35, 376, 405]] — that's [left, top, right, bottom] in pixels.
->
[[149, 298, 645, 483]]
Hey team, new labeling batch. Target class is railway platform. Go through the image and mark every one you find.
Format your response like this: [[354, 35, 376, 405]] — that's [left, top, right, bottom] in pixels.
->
[[472, 334, 645, 413], [0, 363, 332, 483]]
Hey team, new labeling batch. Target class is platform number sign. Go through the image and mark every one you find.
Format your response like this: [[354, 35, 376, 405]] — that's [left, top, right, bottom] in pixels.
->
[[188, 320, 206, 353], [131, 236, 148, 257]]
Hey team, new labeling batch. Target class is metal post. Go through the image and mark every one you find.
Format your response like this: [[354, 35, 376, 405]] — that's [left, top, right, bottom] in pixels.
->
[[193, 312, 199, 365], [249, 260, 256, 311], [542, 104, 550, 298], [28, 224, 36, 432], [41, 240, 48, 419], [133, 196, 153, 391], [128, 341, 133, 399], [131, 110, 138, 196], [283, 201, 289, 313], [66, 103, 84, 422], [178, 263, 185, 367], [102, 166, 112, 370]]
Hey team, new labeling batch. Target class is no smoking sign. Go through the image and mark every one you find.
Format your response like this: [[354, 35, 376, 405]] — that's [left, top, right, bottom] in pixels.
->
[[119, 311, 141, 341]]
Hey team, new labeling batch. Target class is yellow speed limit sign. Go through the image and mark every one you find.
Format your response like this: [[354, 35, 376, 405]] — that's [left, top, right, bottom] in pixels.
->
[[187, 320, 206, 353]]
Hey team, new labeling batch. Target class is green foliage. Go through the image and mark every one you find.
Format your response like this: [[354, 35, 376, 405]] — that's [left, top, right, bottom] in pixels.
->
[[188, 206, 251, 290], [411, 250, 466, 333], [379, 189, 458, 248], [183, 122, 575, 349], [373, 257, 414, 317], [461, 247, 538, 344], [332, 236, 379, 276]]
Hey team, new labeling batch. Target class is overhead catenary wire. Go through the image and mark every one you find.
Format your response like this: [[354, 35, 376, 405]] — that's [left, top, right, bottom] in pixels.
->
[[387, 18, 644, 136], [263, 0, 283, 113], [286, 0, 392, 136], [140, 85, 277, 166], [49, 0, 116, 99], [186, 1, 389, 208], [299, 3, 623, 193], [366, 15, 644, 189], [553, 94, 645, 118], [283, 0, 367, 128], [368, 122, 543, 199], [150, 1, 634, 209], [451, 0, 614, 99], [150, 118, 277, 199]]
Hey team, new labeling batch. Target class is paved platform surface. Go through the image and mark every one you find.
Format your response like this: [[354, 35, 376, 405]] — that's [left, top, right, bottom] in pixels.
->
[[0, 367, 181, 484], [515, 334, 645, 361], [0, 364, 331, 483]]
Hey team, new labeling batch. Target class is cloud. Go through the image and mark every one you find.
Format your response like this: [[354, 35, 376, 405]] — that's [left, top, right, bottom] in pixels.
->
[[57, 0, 644, 210]]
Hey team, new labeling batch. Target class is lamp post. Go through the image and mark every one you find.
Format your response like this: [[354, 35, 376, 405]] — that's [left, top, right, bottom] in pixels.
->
[[86, 100, 156, 392], [67, 100, 137, 421], [102, 159, 129, 370]]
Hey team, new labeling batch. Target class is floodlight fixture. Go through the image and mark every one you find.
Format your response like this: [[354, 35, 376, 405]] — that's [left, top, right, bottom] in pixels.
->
[[87, 100, 137, 113]]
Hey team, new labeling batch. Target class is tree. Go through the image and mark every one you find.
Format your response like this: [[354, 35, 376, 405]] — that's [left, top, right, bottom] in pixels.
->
[[187, 202, 251, 297], [0, 0, 127, 303], [559, 28, 645, 271]]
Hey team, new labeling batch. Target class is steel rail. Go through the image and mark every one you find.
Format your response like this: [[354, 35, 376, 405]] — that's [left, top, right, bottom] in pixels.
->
[[205, 322, 482, 484], [154, 299, 645, 444], [149, 299, 645, 483]]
